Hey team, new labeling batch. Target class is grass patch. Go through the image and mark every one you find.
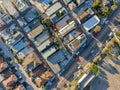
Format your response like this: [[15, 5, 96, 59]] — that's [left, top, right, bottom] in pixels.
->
[[76, 73, 84, 82], [91, 64, 98, 74]]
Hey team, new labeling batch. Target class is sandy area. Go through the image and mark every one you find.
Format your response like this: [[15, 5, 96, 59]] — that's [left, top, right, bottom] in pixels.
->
[[90, 57, 120, 90]]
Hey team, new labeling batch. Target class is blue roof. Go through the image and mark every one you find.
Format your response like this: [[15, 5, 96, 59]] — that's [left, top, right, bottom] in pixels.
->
[[40, 0, 52, 5], [48, 50, 65, 64], [83, 15, 100, 30], [13, 40, 29, 52]]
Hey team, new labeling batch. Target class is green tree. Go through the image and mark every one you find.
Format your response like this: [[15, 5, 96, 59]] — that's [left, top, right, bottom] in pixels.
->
[[92, 0, 102, 10], [101, 6, 110, 17], [111, 5, 117, 11], [94, 25, 101, 33], [114, 0, 118, 5], [42, 18, 52, 26]]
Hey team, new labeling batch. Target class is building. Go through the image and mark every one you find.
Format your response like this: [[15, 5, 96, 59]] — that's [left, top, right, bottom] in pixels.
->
[[45, 2, 62, 16], [37, 39, 52, 52], [28, 24, 44, 39], [2, 74, 18, 87], [50, 8, 67, 23], [22, 52, 42, 70], [1, 14, 12, 24], [63, 29, 82, 44], [63, 0, 72, 4], [0, 56, 8, 73], [11, 0, 29, 12], [83, 15, 100, 31], [34, 32, 50, 46], [11, 38, 29, 53], [29, 64, 47, 77], [24, 7, 40, 23], [16, 46, 34, 59], [34, 70, 53, 87], [14, 85, 26, 90], [42, 45, 57, 59], [2, 0, 19, 17], [67, 34, 87, 51], [77, 8, 94, 23]]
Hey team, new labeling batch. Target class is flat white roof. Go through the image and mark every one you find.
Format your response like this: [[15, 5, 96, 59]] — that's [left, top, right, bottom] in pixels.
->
[[83, 15, 100, 31], [37, 39, 51, 52], [2, 0, 19, 17], [45, 2, 62, 16]]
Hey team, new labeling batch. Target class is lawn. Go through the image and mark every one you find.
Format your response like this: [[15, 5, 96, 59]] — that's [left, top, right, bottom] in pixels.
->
[[91, 64, 98, 74]]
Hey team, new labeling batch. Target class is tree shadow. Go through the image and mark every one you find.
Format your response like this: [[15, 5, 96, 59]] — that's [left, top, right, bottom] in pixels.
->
[[102, 64, 119, 74], [98, 69, 108, 80], [112, 59, 120, 65], [90, 76, 109, 90]]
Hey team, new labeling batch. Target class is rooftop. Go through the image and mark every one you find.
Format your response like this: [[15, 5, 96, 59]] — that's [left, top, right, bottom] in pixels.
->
[[17, 46, 34, 59], [22, 52, 42, 70], [0, 62, 8, 73], [68, 34, 87, 51], [29, 64, 47, 77], [28, 25, 44, 39], [14, 85, 26, 90], [63, 29, 82, 44], [37, 39, 52, 52], [77, 8, 94, 23], [12, 39, 29, 53], [83, 15, 100, 31], [34, 70, 53, 87], [34, 32, 50, 46], [12, 0, 29, 12], [42, 45, 57, 59], [2, 0, 19, 17], [24, 7, 40, 22], [55, 15, 71, 30], [45, 2, 62, 16], [2, 74, 17, 87], [47, 50, 66, 73], [0, 56, 8, 73]]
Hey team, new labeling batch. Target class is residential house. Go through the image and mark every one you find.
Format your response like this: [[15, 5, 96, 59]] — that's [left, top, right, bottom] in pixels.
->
[[34, 70, 53, 87], [37, 39, 52, 52], [0, 56, 8, 73], [68, 2, 77, 10], [63, 29, 82, 44], [55, 15, 76, 36], [63, 0, 72, 4], [83, 15, 100, 31], [16, 45, 34, 59], [11, 0, 29, 12], [14, 85, 26, 90], [11, 38, 29, 53], [45, 2, 62, 16], [22, 52, 42, 71], [50, 8, 67, 23], [77, 8, 94, 23], [2, 0, 19, 17], [0, 19, 5, 28], [68, 0, 85, 10], [42, 45, 57, 59], [67, 34, 87, 51], [2, 74, 18, 87], [0, 5, 6, 18], [34, 32, 50, 46], [40, 0, 57, 8], [24, 7, 40, 23], [28, 24, 44, 40], [1, 14, 12, 24], [29, 64, 47, 77]]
